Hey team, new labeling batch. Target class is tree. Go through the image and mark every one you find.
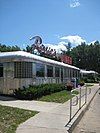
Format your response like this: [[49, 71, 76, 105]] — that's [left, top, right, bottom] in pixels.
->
[[70, 41, 100, 73], [0, 43, 20, 52]]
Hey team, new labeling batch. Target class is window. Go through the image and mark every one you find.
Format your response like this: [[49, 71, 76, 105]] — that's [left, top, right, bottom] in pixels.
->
[[61, 68, 63, 78], [64, 68, 68, 77], [68, 68, 71, 77], [73, 70, 77, 77], [55, 67, 60, 77], [69, 69, 72, 78], [36, 63, 45, 77], [47, 65, 53, 77], [0, 63, 3, 77], [14, 62, 32, 78], [78, 71, 80, 78], [68, 69, 70, 78], [74, 70, 76, 77], [65, 68, 72, 78], [73, 70, 75, 77], [75, 70, 77, 77], [70, 69, 73, 77]]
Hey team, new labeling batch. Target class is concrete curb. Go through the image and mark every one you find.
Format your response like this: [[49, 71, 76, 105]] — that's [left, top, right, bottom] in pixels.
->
[[66, 87, 100, 133]]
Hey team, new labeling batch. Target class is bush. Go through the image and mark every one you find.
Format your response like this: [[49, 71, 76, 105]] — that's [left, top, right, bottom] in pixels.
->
[[65, 80, 73, 91], [82, 75, 100, 83], [14, 83, 65, 100], [78, 79, 85, 86]]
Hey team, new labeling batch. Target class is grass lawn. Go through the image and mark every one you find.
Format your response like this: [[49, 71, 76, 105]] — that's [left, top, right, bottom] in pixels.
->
[[0, 105, 38, 133], [38, 90, 79, 103]]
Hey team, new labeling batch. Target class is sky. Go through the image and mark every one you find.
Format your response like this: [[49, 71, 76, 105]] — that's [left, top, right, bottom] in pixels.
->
[[0, 0, 100, 52]]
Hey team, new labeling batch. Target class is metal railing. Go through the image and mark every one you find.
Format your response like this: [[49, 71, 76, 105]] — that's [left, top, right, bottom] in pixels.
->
[[69, 90, 78, 122], [68, 85, 91, 124]]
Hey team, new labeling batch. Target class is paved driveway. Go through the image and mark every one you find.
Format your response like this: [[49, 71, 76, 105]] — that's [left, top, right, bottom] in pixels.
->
[[0, 96, 61, 112]]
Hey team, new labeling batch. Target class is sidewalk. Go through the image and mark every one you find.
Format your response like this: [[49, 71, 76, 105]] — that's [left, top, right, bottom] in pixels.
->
[[16, 84, 100, 133], [73, 89, 100, 133], [0, 98, 61, 112]]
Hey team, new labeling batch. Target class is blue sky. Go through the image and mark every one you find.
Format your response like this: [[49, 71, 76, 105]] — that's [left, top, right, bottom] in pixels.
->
[[0, 0, 100, 50]]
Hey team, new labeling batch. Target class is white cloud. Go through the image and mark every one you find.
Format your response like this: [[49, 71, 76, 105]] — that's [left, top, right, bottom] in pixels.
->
[[70, 0, 80, 8], [58, 41, 68, 45], [44, 35, 86, 53], [44, 43, 67, 54], [60, 35, 86, 46]]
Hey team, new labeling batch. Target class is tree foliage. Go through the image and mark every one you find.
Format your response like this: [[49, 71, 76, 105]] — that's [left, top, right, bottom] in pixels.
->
[[70, 41, 100, 73], [0, 44, 20, 52]]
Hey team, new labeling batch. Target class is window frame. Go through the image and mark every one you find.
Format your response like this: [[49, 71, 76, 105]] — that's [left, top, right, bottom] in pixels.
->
[[36, 63, 45, 77], [55, 67, 60, 77], [47, 65, 53, 77]]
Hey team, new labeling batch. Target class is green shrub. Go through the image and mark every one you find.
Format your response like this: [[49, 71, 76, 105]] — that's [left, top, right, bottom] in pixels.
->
[[78, 79, 85, 86], [82, 75, 100, 83], [14, 83, 65, 100]]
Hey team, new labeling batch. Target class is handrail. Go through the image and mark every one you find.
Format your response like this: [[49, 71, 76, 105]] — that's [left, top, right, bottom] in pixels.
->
[[72, 95, 78, 106], [68, 85, 92, 124], [69, 90, 79, 122], [71, 90, 78, 106]]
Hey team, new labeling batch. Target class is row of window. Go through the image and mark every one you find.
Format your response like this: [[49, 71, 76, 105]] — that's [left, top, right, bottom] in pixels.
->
[[0, 62, 80, 78], [64, 68, 80, 78], [36, 63, 59, 77], [14, 62, 60, 78], [36, 63, 79, 78]]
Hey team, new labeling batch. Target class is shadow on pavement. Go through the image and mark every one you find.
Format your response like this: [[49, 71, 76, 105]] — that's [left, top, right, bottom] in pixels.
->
[[0, 95, 17, 101]]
